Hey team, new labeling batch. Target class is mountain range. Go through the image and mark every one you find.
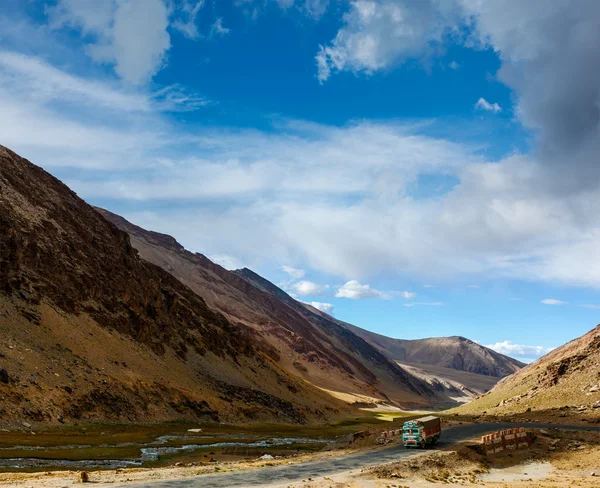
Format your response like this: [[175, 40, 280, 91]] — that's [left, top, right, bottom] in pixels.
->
[[1, 144, 527, 425]]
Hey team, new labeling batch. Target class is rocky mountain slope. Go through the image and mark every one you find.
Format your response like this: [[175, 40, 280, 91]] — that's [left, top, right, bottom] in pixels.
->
[[97, 208, 437, 409], [342, 325, 524, 378], [0, 145, 353, 426], [455, 325, 600, 417]]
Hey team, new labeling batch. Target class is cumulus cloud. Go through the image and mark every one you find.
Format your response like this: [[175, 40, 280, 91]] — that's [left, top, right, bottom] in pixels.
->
[[484, 341, 554, 360], [317, 1, 600, 193], [281, 265, 305, 279], [290, 280, 329, 296], [475, 97, 501, 113], [335, 280, 389, 299], [540, 299, 566, 305], [308, 301, 334, 314], [316, 0, 462, 82]]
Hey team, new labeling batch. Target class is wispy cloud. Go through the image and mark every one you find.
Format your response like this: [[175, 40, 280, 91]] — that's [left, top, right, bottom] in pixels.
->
[[210, 18, 230, 38], [540, 299, 566, 305], [5, 40, 600, 292], [172, 0, 206, 40]]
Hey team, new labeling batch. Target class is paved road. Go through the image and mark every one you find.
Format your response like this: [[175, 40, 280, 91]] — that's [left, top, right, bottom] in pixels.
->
[[123, 423, 600, 488]]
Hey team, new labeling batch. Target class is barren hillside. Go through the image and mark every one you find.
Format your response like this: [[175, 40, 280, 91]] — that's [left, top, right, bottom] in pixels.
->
[[0, 145, 352, 426], [455, 324, 600, 417]]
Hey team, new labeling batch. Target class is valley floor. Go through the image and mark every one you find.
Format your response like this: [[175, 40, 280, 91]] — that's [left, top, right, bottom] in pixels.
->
[[1, 419, 598, 487]]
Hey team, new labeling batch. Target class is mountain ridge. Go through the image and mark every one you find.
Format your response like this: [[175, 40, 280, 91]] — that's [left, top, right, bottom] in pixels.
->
[[341, 323, 525, 377], [97, 206, 523, 408]]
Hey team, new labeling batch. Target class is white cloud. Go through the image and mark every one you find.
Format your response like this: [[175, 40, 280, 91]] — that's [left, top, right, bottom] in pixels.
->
[[335, 280, 388, 299], [579, 304, 600, 310], [210, 18, 231, 38], [308, 301, 334, 314], [399, 291, 417, 299], [316, 0, 462, 82], [281, 265, 305, 279], [475, 97, 502, 113], [484, 340, 554, 359], [540, 299, 566, 305], [467, 284, 480, 289], [47, 0, 115, 33], [0, 51, 150, 111], [172, 0, 205, 40], [6, 43, 600, 291], [423, 284, 436, 288], [449, 60, 459, 70], [209, 253, 244, 270], [403, 302, 443, 307], [47, 0, 171, 85], [290, 280, 329, 296]]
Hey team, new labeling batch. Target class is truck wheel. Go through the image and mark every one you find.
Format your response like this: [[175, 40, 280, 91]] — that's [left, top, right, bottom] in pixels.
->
[[420, 440, 426, 449]]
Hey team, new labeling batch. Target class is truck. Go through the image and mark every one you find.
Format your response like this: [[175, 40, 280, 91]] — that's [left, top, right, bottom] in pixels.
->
[[401, 415, 441, 448]]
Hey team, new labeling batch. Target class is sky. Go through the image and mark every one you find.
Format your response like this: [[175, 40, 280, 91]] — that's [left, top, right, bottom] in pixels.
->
[[1, 0, 600, 363]]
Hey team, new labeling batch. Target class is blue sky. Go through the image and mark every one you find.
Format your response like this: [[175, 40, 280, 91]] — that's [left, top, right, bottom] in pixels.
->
[[2, 0, 600, 362]]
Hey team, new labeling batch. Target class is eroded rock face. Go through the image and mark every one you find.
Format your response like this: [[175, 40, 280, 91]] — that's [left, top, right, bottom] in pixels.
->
[[0, 146, 247, 360]]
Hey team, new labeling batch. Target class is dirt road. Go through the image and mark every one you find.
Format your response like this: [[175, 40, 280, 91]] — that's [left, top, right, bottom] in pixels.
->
[[121, 422, 600, 487]]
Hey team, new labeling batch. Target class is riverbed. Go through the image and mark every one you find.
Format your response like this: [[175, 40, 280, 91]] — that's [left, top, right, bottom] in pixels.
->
[[0, 423, 339, 472]]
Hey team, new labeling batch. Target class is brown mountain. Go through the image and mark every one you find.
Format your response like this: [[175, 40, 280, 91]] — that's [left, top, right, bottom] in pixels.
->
[[341, 325, 524, 378], [97, 208, 437, 409], [455, 325, 600, 417], [0, 144, 352, 426]]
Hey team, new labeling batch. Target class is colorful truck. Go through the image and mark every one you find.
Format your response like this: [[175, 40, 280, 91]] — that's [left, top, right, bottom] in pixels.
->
[[401, 415, 441, 448]]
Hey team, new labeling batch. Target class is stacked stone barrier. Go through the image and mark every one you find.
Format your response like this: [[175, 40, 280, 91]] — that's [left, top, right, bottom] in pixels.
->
[[380, 428, 403, 438], [481, 428, 531, 455]]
